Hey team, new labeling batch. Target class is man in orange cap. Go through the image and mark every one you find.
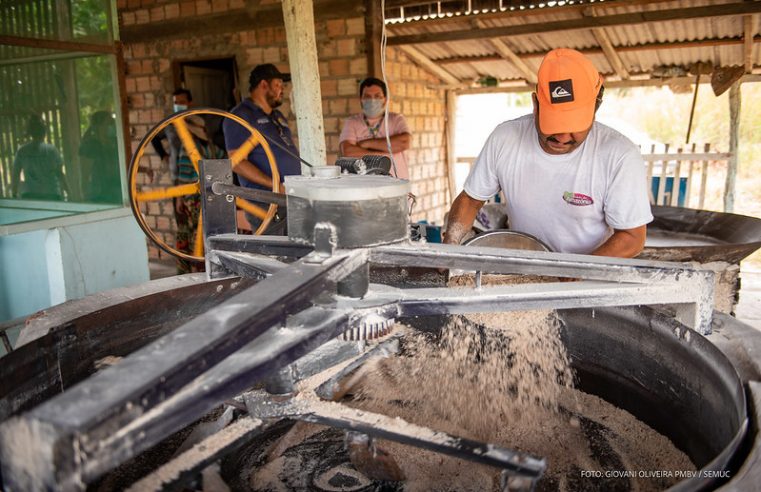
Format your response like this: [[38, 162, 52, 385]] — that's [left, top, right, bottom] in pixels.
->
[[444, 48, 652, 257]]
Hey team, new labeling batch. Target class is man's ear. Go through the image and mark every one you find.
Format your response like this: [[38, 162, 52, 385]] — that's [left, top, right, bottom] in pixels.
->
[[531, 92, 538, 114]]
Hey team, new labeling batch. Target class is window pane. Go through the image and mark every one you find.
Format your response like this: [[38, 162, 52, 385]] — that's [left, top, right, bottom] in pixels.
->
[[0, 0, 113, 45], [0, 48, 124, 224]]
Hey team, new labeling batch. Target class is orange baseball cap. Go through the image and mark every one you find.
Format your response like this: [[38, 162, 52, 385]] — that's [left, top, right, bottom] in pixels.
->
[[536, 48, 603, 135]]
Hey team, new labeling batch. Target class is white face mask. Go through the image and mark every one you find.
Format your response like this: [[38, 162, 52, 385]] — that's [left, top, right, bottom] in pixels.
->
[[361, 99, 385, 118], [173, 104, 188, 113]]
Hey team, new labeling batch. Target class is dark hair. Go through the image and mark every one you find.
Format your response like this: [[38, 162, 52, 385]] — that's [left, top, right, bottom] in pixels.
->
[[359, 77, 387, 98], [248, 64, 291, 92], [90, 110, 114, 126], [27, 114, 46, 139], [595, 85, 605, 111], [173, 88, 193, 102]]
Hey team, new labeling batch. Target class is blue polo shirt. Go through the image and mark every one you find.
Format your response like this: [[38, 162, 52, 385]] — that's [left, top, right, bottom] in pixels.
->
[[223, 99, 302, 190]]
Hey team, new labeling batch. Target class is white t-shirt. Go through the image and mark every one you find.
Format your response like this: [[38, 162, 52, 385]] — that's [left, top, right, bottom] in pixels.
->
[[464, 114, 653, 254]]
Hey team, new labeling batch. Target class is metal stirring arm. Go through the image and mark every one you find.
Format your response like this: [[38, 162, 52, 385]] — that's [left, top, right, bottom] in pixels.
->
[[244, 391, 547, 485]]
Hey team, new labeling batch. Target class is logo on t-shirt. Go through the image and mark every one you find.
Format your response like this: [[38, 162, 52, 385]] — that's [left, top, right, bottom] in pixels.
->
[[549, 79, 574, 103], [563, 191, 593, 206]]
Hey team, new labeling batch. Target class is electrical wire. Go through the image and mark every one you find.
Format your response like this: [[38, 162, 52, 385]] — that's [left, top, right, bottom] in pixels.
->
[[379, 0, 399, 179]]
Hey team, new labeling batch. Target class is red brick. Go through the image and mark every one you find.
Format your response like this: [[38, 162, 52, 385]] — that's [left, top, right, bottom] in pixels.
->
[[135, 76, 150, 92], [349, 58, 366, 76], [125, 78, 136, 93], [346, 18, 364, 36], [149, 6, 164, 21], [328, 59, 349, 77], [319, 40, 337, 58], [142, 59, 154, 74], [212, 0, 229, 13], [229, 0, 245, 8], [321, 79, 338, 97], [337, 79, 355, 96], [326, 19, 345, 37], [117, 0, 128, 8], [179, 1, 195, 16], [127, 0, 141, 8], [336, 39, 356, 57], [196, 0, 211, 15], [129, 93, 144, 108], [126, 60, 141, 75], [318, 61, 329, 78], [164, 3, 180, 19], [134, 9, 149, 23], [121, 12, 136, 26]]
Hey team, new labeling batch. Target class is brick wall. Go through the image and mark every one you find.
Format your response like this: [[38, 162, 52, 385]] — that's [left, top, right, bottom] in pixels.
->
[[118, 2, 449, 260]]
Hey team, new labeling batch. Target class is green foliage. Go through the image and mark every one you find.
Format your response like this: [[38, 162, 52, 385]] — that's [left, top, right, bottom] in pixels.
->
[[71, 0, 111, 42]]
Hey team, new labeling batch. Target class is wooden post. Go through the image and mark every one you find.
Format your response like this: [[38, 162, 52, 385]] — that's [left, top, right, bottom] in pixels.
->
[[699, 143, 710, 210], [445, 90, 457, 204], [685, 142, 697, 207], [646, 143, 655, 204], [725, 82, 741, 213], [364, 0, 383, 77], [671, 147, 683, 207], [282, 0, 326, 170], [657, 143, 669, 205]]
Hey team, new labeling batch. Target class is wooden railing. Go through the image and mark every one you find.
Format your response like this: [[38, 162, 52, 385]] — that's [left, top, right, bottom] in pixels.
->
[[456, 143, 732, 210], [642, 143, 731, 209]]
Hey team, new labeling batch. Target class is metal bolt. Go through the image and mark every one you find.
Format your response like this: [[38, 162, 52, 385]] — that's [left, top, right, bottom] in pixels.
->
[[225, 174, 231, 179], [205, 174, 212, 181], [207, 196, 213, 202], [226, 194, 234, 202]]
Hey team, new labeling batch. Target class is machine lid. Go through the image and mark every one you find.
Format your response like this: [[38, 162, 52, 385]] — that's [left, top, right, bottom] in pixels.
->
[[285, 175, 410, 202]]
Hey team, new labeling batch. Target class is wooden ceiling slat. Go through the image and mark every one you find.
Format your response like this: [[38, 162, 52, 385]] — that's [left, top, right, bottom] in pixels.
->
[[387, 2, 761, 46], [745, 15, 756, 74]]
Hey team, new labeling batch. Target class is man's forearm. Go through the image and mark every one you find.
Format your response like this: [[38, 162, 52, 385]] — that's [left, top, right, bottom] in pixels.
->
[[340, 141, 371, 158], [443, 191, 485, 245], [360, 134, 410, 154], [591, 226, 647, 258], [233, 159, 274, 188]]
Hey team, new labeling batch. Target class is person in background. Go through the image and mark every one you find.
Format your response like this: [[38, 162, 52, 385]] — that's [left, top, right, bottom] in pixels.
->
[[79, 111, 121, 203], [150, 88, 193, 182], [174, 115, 225, 274], [223, 63, 301, 232], [12, 114, 68, 201], [444, 48, 652, 258], [339, 77, 411, 179]]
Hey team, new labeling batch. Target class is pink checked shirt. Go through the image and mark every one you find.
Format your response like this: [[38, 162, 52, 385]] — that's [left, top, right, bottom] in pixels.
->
[[339, 112, 411, 179]]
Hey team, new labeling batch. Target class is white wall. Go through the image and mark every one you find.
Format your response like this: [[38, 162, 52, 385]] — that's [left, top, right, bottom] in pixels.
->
[[0, 208, 149, 323]]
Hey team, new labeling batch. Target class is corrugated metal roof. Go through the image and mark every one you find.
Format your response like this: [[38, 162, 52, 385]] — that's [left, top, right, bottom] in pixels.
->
[[385, 0, 761, 87]]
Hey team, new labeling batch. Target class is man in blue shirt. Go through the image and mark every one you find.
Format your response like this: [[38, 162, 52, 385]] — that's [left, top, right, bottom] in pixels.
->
[[223, 64, 301, 197]]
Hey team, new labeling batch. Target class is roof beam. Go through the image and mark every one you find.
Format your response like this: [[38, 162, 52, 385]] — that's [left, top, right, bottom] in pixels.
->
[[474, 19, 536, 84], [591, 27, 630, 80], [434, 35, 761, 65], [385, 0, 677, 28], [387, 2, 761, 46], [454, 74, 761, 95], [745, 15, 757, 74], [396, 45, 461, 85]]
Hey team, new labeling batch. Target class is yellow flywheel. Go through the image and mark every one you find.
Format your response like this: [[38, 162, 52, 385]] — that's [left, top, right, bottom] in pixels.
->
[[127, 108, 281, 263]]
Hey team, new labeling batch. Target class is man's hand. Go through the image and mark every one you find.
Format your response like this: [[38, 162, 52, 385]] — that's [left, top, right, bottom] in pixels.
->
[[443, 191, 486, 245]]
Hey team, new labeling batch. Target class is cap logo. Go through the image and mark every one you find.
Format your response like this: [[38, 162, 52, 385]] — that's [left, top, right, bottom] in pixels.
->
[[549, 79, 574, 103]]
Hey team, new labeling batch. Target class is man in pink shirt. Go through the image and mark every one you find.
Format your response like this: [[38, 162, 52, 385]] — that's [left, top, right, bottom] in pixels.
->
[[339, 77, 412, 179]]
